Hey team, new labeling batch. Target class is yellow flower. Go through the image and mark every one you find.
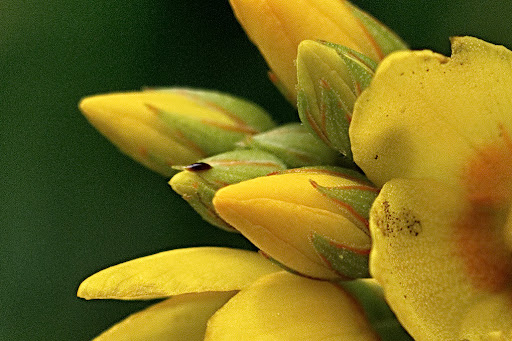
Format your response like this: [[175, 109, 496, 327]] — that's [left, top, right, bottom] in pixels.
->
[[229, 0, 406, 102], [79, 88, 275, 177], [351, 36, 512, 340], [78, 247, 391, 340], [212, 167, 377, 280]]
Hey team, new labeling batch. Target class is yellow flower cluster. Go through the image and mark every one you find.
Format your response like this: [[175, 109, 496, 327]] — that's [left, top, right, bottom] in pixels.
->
[[78, 0, 512, 340]]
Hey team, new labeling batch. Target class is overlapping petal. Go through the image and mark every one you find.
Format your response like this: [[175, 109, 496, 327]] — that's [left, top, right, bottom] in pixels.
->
[[78, 247, 280, 300], [205, 271, 380, 340], [350, 36, 512, 187], [370, 179, 512, 340], [92, 291, 236, 341], [353, 36, 512, 340]]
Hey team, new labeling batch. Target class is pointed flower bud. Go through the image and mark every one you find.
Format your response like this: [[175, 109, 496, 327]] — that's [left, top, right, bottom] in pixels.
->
[[297, 40, 377, 158], [79, 88, 276, 177], [239, 123, 355, 168], [229, 0, 407, 102], [212, 166, 377, 280], [169, 149, 287, 231]]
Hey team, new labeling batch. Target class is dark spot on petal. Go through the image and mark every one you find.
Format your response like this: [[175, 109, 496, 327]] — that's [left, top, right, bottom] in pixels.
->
[[377, 200, 422, 237]]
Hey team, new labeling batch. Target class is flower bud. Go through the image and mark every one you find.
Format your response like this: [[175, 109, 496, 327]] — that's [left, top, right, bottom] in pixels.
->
[[79, 88, 276, 176], [239, 123, 355, 168], [297, 40, 377, 157], [212, 166, 376, 280], [169, 149, 287, 231], [229, 0, 407, 101]]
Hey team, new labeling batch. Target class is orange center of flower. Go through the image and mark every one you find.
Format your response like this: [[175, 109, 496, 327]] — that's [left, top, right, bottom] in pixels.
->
[[455, 124, 512, 293]]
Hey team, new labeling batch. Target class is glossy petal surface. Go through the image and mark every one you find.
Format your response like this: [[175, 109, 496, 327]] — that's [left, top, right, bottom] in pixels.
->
[[78, 247, 280, 300], [93, 291, 236, 341], [213, 169, 372, 279], [229, 0, 398, 100], [205, 271, 379, 340]]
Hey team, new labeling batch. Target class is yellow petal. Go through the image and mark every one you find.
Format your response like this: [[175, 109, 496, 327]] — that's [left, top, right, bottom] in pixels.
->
[[213, 170, 372, 279], [459, 292, 512, 340], [350, 36, 512, 187], [229, 0, 389, 101], [79, 88, 275, 176], [78, 247, 280, 300], [205, 271, 379, 340], [80, 90, 237, 127], [80, 91, 205, 176], [93, 291, 236, 341], [370, 178, 512, 340]]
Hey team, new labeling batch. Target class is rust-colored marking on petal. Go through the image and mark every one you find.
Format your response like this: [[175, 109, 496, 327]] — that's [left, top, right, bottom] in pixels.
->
[[139, 147, 148, 158], [455, 124, 512, 292]]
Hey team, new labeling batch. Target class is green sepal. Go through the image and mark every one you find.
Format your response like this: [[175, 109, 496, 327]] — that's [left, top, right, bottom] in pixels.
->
[[239, 123, 355, 168], [346, 3, 409, 56], [311, 233, 370, 279], [186, 149, 287, 186], [312, 181, 378, 221], [169, 169, 236, 232], [170, 149, 287, 231], [155, 88, 276, 132], [153, 89, 276, 156], [157, 109, 248, 156], [320, 41, 377, 94], [311, 180, 378, 233], [258, 251, 311, 278], [297, 41, 377, 158]]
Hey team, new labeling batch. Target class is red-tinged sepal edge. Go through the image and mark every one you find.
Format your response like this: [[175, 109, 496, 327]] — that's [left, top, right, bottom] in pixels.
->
[[311, 232, 370, 279], [345, 2, 408, 57], [258, 251, 319, 280], [297, 40, 378, 159], [170, 149, 287, 232], [310, 178, 379, 234], [238, 123, 357, 169]]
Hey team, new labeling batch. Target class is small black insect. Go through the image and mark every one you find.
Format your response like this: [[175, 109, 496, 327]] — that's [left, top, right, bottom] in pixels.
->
[[185, 162, 212, 171]]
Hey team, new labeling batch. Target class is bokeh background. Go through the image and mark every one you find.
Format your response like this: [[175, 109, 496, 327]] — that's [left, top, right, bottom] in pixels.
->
[[2, 0, 512, 339]]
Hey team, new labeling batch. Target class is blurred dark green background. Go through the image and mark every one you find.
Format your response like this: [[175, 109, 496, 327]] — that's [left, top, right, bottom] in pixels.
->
[[2, 0, 512, 339]]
